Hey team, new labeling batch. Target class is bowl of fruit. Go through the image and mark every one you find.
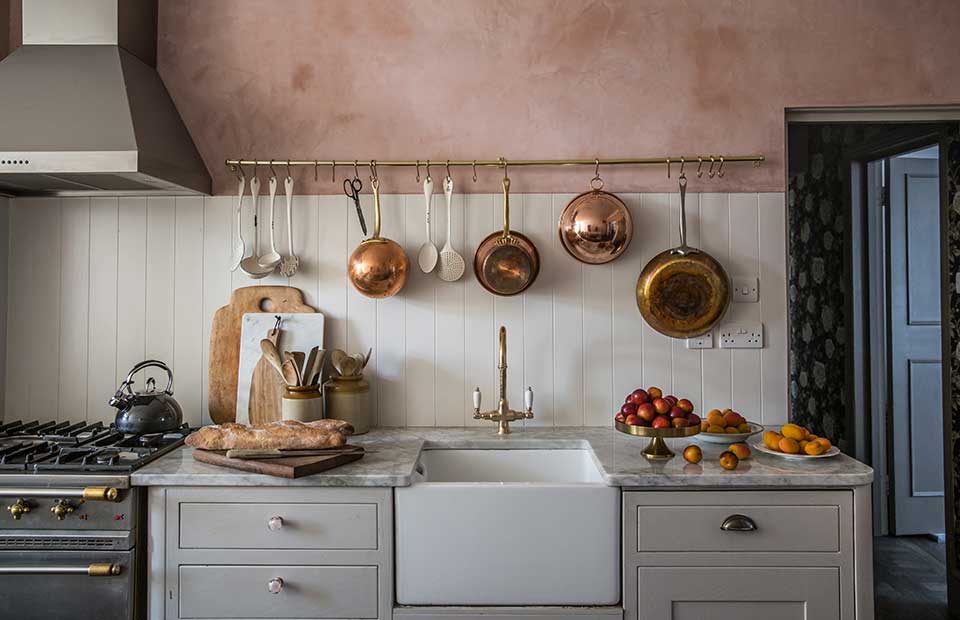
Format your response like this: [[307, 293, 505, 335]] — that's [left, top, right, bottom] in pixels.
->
[[696, 408, 763, 444], [752, 424, 839, 459], [614, 387, 701, 459]]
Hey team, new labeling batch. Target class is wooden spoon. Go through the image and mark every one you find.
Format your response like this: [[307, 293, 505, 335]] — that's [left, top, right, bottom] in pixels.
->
[[259, 339, 286, 378]]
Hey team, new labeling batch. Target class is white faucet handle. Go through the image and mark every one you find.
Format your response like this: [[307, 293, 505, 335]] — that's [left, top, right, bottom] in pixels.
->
[[473, 387, 482, 410], [524, 386, 534, 411]]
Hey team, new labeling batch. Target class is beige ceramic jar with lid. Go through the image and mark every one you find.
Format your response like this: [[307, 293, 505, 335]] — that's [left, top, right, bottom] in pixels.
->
[[323, 374, 370, 434], [281, 385, 323, 422]]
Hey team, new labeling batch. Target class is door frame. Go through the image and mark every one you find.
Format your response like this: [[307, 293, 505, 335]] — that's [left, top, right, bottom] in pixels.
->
[[843, 127, 949, 536]]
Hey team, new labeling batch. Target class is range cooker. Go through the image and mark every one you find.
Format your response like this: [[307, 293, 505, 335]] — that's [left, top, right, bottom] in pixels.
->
[[0, 419, 189, 620]]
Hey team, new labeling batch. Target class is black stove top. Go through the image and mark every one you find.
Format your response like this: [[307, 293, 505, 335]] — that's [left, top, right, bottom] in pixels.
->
[[0, 419, 189, 473]]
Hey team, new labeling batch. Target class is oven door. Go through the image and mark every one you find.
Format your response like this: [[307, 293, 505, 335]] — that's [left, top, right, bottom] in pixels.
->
[[0, 549, 135, 619]]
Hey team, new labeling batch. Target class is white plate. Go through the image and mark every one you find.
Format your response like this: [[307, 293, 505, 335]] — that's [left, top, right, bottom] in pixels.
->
[[751, 441, 841, 460], [695, 422, 763, 444]]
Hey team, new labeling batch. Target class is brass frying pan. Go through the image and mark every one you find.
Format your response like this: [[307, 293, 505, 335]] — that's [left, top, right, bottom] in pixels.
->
[[474, 176, 540, 296], [636, 175, 730, 338], [348, 176, 410, 298]]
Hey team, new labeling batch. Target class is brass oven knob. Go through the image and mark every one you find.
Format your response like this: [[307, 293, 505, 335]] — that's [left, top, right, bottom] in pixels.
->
[[51, 499, 76, 520], [7, 498, 30, 520], [267, 578, 284, 594]]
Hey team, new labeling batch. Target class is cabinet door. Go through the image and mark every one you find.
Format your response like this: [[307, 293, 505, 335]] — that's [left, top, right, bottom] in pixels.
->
[[638, 566, 840, 620]]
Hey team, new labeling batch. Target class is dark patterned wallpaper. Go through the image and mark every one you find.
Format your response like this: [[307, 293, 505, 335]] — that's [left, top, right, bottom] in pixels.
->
[[947, 125, 960, 577]]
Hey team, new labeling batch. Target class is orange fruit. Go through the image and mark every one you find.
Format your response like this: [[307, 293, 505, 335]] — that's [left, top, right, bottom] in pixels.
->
[[814, 437, 831, 450], [707, 412, 725, 428], [683, 445, 703, 464], [728, 443, 751, 459], [778, 437, 801, 454], [707, 425, 725, 434], [763, 431, 782, 450], [719, 451, 739, 470], [781, 424, 805, 441], [804, 441, 826, 456]]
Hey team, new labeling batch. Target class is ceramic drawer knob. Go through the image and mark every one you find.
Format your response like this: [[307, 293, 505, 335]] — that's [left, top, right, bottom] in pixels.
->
[[267, 516, 284, 531], [267, 577, 284, 594]]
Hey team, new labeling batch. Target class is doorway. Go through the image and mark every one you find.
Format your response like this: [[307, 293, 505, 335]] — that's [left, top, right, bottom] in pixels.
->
[[786, 120, 958, 620]]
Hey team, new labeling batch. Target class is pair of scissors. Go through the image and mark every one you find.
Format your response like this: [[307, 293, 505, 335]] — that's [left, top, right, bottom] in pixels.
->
[[343, 176, 367, 236]]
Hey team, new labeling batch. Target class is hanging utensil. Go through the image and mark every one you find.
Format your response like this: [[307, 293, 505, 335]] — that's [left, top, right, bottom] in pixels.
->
[[347, 174, 410, 298], [558, 164, 633, 264], [240, 176, 275, 278], [258, 175, 283, 270], [343, 175, 368, 236], [259, 338, 287, 379], [473, 174, 540, 296], [437, 175, 465, 281], [230, 175, 246, 272], [636, 174, 730, 338], [417, 176, 439, 273], [279, 175, 300, 277]]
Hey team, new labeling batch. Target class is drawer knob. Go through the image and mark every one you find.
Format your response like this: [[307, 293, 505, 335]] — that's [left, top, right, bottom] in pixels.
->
[[720, 514, 757, 532], [267, 516, 284, 531], [267, 577, 284, 594]]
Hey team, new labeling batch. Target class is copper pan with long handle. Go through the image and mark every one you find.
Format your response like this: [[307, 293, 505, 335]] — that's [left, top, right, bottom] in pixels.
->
[[636, 174, 730, 338], [473, 175, 540, 296]]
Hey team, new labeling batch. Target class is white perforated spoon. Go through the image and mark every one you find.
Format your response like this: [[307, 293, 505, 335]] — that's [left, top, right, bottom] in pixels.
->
[[258, 175, 282, 269], [279, 176, 300, 277], [417, 177, 438, 273], [437, 175, 465, 281]]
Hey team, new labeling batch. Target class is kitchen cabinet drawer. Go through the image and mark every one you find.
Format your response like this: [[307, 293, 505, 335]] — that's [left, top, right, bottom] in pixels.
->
[[179, 502, 378, 550], [637, 566, 840, 620], [636, 503, 839, 552], [178, 564, 378, 619]]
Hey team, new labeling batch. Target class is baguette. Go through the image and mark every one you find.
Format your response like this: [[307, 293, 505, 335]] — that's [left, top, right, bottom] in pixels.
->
[[185, 419, 354, 451]]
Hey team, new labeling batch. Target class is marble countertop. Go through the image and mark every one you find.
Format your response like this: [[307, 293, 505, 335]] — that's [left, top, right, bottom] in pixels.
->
[[131, 426, 873, 488]]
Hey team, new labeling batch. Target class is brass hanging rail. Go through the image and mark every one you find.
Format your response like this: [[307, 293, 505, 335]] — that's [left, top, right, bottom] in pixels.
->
[[224, 154, 764, 178]]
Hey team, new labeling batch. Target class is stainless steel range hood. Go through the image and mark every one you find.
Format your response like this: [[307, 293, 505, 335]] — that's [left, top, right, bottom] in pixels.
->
[[0, 0, 211, 196]]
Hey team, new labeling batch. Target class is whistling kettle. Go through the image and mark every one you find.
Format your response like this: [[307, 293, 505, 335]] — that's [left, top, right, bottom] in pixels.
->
[[109, 360, 184, 434]]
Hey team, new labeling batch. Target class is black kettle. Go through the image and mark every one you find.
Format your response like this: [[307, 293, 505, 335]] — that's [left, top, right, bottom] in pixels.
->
[[109, 360, 184, 434]]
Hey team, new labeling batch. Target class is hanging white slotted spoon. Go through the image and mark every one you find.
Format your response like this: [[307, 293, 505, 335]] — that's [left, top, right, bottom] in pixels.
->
[[229, 175, 246, 272], [240, 176, 275, 278], [437, 175, 465, 281], [279, 175, 300, 277], [258, 175, 282, 269], [417, 177, 438, 273]]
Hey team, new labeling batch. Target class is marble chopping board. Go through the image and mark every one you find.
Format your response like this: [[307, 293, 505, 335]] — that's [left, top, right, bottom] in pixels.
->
[[235, 312, 325, 424]]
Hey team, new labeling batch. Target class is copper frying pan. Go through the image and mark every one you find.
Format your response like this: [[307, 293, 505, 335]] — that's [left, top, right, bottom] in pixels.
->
[[347, 177, 410, 298], [636, 175, 730, 338], [474, 176, 540, 296]]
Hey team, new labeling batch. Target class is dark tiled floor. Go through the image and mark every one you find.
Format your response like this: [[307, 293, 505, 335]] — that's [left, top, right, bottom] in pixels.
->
[[875, 535, 949, 620]]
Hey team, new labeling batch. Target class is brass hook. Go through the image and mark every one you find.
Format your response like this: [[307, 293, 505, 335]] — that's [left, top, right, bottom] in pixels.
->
[[708, 156, 716, 178], [697, 157, 704, 178], [472, 160, 478, 183], [445, 160, 452, 181], [353, 160, 360, 180], [234, 163, 245, 181], [415, 160, 421, 184], [717, 156, 725, 178], [591, 158, 603, 190], [286, 160, 292, 180], [314, 160, 318, 182], [679, 157, 685, 177], [499, 157, 508, 181], [425, 160, 432, 182], [330, 161, 336, 183], [268, 160, 277, 178], [666, 158, 671, 178], [369, 160, 378, 183], [251, 160, 258, 178]]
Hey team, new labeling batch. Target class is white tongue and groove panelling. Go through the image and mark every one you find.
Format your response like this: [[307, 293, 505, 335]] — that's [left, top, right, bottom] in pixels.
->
[[2, 193, 787, 428]]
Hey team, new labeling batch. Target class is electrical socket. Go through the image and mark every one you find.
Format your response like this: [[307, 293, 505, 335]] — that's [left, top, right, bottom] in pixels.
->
[[719, 324, 763, 349], [732, 276, 759, 303], [686, 332, 714, 349]]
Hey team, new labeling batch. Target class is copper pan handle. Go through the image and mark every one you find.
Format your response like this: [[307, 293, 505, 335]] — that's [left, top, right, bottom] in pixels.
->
[[371, 177, 381, 240], [677, 174, 690, 252], [501, 176, 512, 239]]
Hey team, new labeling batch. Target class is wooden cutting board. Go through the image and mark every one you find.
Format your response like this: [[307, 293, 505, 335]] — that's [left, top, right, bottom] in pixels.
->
[[208, 286, 315, 424], [192, 446, 364, 479]]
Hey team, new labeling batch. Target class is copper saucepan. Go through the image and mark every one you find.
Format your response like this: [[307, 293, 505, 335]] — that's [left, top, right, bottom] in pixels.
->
[[558, 174, 633, 264], [348, 176, 409, 298], [474, 176, 540, 296], [636, 175, 730, 338]]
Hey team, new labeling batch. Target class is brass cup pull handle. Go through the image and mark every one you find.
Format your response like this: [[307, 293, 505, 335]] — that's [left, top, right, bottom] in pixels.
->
[[720, 514, 757, 532], [268, 577, 284, 594], [88, 563, 122, 577], [83, 486, 120, 502], [267, 516, 284, 531]]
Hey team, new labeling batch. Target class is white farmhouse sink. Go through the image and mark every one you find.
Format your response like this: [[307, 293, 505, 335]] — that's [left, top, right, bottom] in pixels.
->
[[395, 449, 620, 606]]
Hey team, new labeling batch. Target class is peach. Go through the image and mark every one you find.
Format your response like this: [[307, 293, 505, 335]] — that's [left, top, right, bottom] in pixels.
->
[[624, 414, 640, 426], [683, 445, 703, 464], [763, 431, 782, 450], [651, 415, 671, 429], [672, 417, 691, 428], [677, 398, 694, 413], [637, 402, 657, 422], [814, 437, 832, 450], [728, 443, 751, 460], [781, 424, 805, 441], [723, 411, 745, 427], [719, 451, 740, 470], [669, 406, 687, 419], [653, 398, 671, 415], [686, 413, 701, 427], [778, 437, 801, 454], [804, 441, 826, 456], [707, 412, 725, 428], [647, 386, 663, 400]]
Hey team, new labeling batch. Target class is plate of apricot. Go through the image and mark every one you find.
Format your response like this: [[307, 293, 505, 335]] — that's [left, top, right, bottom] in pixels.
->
[[696, 408, 763, 444], [751, 423, 840, 459]]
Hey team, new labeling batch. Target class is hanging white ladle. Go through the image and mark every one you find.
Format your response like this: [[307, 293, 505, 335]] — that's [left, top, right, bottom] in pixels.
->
[[229, 174, 246, 272], [239, 176, 275, 278]]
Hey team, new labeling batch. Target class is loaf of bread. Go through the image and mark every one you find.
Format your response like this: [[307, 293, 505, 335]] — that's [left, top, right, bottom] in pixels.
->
[[185, 419, 354, 450]]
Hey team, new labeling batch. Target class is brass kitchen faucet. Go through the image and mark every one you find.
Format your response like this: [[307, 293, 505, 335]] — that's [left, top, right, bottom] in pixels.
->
[[472, 326, 533, 435]]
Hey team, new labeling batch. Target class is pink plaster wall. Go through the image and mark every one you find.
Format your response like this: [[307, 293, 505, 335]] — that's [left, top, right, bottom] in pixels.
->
[[153, 1, 956, 194]]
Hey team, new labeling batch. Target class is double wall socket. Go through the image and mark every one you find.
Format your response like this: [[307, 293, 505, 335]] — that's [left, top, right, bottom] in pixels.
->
[[719, 324, 764, 349]]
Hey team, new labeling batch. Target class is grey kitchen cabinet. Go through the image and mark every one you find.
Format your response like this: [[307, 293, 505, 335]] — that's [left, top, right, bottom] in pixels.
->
[[147, 487, 393, 620], [623, 489, 874, 620]]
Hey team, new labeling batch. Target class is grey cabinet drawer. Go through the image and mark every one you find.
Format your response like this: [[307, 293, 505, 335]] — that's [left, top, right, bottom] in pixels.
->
[[178, 564, 378, 619], [636, 503, 839, 552], [638, 566, 840, 619], [179, 502, 378, 550]]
